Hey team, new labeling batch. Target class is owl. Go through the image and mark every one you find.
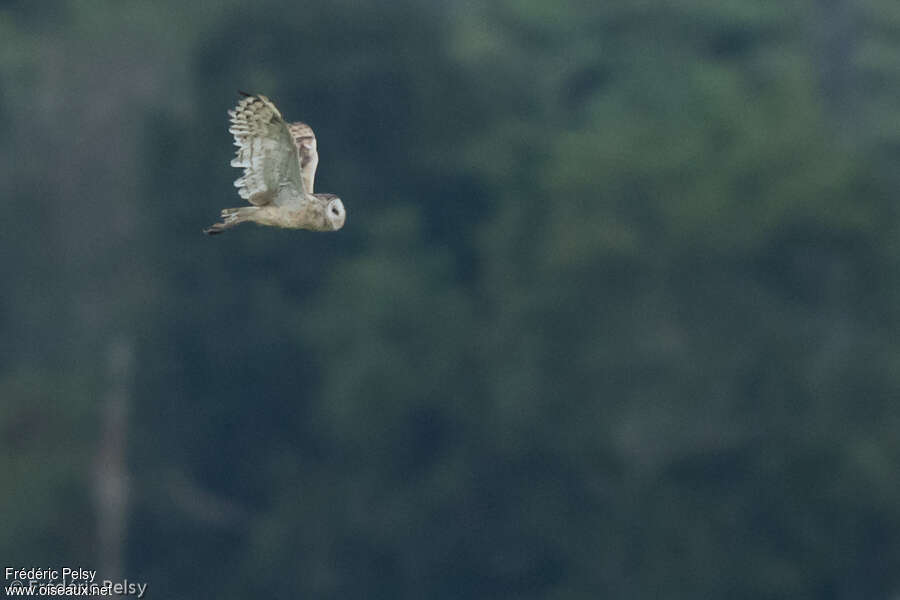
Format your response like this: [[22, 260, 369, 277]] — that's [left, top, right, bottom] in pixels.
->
[[204, 93, 346, 235]]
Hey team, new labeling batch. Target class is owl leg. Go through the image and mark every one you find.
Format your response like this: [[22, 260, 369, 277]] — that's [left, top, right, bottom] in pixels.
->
[[203, 207, 259, 235], [203, 221, 231, 235]]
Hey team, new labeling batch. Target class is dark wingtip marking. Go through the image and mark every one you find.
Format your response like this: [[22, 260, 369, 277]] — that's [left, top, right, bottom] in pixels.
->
[[237, 90, 253, 97], [203, 227, 223, 236]]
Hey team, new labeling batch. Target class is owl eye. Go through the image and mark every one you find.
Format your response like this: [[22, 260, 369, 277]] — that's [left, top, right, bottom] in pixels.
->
[[330, 206, 340, 216]]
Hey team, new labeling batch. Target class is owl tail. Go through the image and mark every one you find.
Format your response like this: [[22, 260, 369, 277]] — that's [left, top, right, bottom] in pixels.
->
[[204, 207, 259, 235]]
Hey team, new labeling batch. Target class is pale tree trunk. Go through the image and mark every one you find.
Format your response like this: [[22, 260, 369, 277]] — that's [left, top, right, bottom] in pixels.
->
[[94, 335, 134, 584]]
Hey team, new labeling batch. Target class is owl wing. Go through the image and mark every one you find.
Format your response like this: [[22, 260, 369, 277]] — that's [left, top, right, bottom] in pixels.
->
[[228, 94, 302, 206], [288, 121, 319, 194]]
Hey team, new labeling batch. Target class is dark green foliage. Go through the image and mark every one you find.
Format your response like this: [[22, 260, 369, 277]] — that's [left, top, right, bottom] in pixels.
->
[[3, 1, 900, 598]]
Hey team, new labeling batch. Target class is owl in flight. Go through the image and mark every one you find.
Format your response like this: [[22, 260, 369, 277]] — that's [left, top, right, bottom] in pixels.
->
[[204, 92, 346, 235]]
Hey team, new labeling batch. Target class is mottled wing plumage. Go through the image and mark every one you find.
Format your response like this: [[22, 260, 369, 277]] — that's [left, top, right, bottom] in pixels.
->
[[289, 121, 319, 194], [228, 94, 301, 205]]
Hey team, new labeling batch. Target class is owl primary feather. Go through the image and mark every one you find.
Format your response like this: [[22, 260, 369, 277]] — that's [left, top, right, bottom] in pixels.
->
[[204, 93, 346, 235]]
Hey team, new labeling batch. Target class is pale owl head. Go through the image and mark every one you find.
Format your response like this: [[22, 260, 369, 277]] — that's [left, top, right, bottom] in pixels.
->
[[323, 195, 346, 231]]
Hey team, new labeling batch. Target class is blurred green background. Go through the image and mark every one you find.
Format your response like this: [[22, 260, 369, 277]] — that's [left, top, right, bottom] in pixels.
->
[[3, 1, 900, 598]]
